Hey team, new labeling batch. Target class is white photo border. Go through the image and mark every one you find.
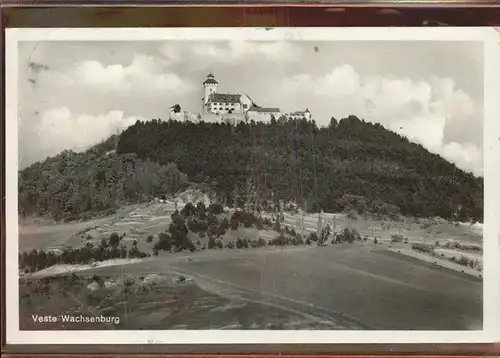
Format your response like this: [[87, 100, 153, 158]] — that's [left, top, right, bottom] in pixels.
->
[[5, 26, 500, 345]]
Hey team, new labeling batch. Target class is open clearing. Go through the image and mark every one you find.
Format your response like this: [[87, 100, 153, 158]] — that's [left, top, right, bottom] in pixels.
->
[[18, 196, 483, 330], [19, 243, 482, 330]]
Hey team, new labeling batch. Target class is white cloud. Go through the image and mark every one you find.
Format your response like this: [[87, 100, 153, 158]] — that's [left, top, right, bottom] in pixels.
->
[[160, 41, 303, 69], [31, 107, 143, 161], [39, 53, 194, 95], [278, 64, 482, 176], [442, 142, 482, 176]]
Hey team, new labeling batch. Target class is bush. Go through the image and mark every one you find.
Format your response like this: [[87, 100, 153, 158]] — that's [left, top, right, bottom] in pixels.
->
[[109, 232, 121, 247], [444, 240, 481, 252], [155, 232, 174, 251], [318, 225, 331, 246], [196, 201, 207, 219], [168, 216, 195, 251], [227, 241, 235, 249], [100, 238, 108, 248], [411, 242, 434, 254], [187, 218, 209, 233], [235, 237, 250, 249], [269, 235, 286, 246], [218, 218, 230, 236], [230, 215, 239, 230], [119, 244, 127, 258], [208, 237, 217, 249], [250, 237, 267, 248], [181, 202, 197, 218], [170, 210, 180, 220], [208, 203, 224, 215], [257, 237, 266, 247], [334, 228, 360, 243], [456, 255, 471, 267], [391, 234, 404, 243], [231, 210, 262, 229], [308, 232, 319, 242], [146, 235, 154, 243], [128, 245, 148, 259]]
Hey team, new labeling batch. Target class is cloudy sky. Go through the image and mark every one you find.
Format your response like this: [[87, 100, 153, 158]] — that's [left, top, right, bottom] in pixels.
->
[[18, 40, 483, 176]]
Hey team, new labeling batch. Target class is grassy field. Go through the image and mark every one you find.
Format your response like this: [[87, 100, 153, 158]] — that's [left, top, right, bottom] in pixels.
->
[[18, 194, 483, 331], [20, 268, 343, 330], [19, 242, 482, 330]]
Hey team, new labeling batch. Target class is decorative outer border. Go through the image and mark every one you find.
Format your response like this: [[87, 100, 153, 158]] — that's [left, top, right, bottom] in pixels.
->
[[2, 3, 500, 356]]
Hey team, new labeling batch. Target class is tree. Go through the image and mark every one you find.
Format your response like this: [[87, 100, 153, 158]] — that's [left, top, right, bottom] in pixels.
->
[[196, 201, 207, 219], [329, 117, 338, 129], [109, 232, 121, 247], [208, 203, 224, 215], [181, 202, 196, 218]]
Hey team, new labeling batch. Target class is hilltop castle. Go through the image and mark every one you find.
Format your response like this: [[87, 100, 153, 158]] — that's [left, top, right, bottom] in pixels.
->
[[172, 73, 312, 124]]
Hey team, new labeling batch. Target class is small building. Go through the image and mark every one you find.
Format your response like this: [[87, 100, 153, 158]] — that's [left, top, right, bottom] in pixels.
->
[[287, 109, 312, 121]]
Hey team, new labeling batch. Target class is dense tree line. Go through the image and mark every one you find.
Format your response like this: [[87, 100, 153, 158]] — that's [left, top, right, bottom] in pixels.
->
[[18, 115, 483, 222], [115, 117, 482, 222], [19, 231, 149, 274], [19, 134, 189, 221]]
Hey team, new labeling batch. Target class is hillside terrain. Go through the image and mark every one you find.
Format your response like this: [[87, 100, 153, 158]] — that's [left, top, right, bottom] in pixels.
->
[[18, 116, 483, 224], [19, 195, 482, 330], [18, 115, 484, 330]]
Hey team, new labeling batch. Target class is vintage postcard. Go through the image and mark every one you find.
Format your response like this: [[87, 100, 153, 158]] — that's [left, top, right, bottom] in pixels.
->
[[4, 27, 500, 345]]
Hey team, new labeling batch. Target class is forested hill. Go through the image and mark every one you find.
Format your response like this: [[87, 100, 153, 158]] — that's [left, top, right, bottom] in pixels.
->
[[116, 116, 482, 222], [18, 134, 190, 221], [19, 115, 483, 223]]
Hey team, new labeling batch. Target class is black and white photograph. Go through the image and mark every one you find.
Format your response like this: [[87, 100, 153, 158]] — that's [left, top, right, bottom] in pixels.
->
[[4, 27, 500, 345]]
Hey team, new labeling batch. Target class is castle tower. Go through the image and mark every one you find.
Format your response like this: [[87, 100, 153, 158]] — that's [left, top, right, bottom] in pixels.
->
[[203, 72, 219, 106], [304, 108, 312, 121]]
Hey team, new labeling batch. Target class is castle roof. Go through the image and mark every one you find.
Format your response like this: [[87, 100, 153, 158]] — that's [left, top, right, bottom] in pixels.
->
[[203, 72, 219, 85], [248, 107, 280, 113], [208, 93, 241, 104], [290, 109, 310, 115]]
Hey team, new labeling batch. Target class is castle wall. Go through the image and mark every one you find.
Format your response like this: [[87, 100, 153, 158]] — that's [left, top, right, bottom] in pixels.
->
[[221, 113, 246, 125], [239, 94, 253, 112], [247, 110, 281, 123]]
